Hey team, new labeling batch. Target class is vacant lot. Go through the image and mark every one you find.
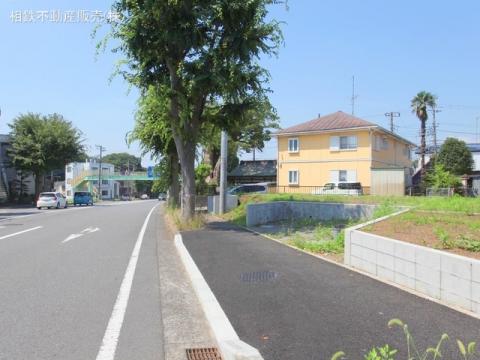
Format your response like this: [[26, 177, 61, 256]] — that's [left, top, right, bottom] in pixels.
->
[[222, 193, 480, 226], [364, 210, 480, 259]]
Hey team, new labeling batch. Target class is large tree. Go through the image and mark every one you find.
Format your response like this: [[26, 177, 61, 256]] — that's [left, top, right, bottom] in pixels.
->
[[128, 85, 180, 206], [411, 91, 437, 178], [437, 137, 473, 175], [8, 113, 84, 196], [108, 0, 282, 219]]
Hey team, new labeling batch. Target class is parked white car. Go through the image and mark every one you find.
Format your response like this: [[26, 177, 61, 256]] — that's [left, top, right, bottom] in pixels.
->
[[37, 192, 68, 209], [311, 182, 363, 196]]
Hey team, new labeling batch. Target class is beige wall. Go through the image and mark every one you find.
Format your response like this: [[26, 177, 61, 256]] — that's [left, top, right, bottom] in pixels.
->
[[277, 129, 413, 189]]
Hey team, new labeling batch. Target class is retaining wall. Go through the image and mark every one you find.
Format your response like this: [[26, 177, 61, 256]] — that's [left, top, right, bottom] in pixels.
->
[[345, 226, 480, 315], [246, 201, 377, 227]]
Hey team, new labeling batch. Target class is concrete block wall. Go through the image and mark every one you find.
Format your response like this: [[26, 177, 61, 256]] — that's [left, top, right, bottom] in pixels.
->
[[345, 228, 480, 315], [246, 202, 377, 227]]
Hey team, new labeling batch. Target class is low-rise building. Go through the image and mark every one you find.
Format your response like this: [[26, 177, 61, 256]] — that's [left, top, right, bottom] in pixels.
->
[[65, 160, 120, 200], [274, 111, 415, 195]]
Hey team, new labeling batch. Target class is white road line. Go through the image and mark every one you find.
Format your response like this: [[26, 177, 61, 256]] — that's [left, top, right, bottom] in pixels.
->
[[95, 204, 159, 360], [0, 226, 42, 240], [62, 233, 83, 243]]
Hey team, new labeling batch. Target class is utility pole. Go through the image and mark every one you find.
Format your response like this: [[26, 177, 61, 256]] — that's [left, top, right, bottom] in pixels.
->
[[252, 148, 256, 162], [351, 76, 357, 116], [430, 107, 441, 154], [96, 145, 106, 200], [219, 130, 228, 214], [385, 112, 400, 133]]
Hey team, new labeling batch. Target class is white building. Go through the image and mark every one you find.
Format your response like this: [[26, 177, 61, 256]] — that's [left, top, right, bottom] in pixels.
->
[[65, 160, 120, 200]]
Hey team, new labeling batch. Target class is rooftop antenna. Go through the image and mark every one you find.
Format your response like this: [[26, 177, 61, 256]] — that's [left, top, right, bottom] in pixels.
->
[[351, 76, 358, 115]]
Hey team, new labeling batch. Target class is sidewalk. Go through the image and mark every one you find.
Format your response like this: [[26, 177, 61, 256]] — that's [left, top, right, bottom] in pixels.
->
[[156, 207, 217, 359], [182, 221, 480, 360]]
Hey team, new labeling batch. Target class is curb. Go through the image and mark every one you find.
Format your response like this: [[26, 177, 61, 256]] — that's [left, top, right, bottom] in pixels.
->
[[174, 234, 264, 360]]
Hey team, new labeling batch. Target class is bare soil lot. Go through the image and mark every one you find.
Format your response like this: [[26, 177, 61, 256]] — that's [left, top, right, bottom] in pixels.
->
[[363, 210, 480, 259]]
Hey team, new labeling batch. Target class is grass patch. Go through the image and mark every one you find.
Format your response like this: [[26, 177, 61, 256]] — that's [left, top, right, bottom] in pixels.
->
[[220, 193, 480, 226], [165, 206, 206, 231]]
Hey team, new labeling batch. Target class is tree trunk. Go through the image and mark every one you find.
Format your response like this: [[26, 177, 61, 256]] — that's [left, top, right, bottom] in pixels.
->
[[420, 119, 426, 179], [168, 150, 180, 207], [174, 137, 196, 219], [34, 172, 42, 200]]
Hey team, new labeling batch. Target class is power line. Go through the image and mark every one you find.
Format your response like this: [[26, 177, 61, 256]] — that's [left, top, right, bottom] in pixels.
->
[[385, 112, 400, 133]]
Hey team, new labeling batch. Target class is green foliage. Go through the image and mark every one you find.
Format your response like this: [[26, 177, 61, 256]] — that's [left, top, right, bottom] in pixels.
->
[[433, 227, 454, 249], [102, 152, 143, 172], [364, 345, 397, 360], [106, 0, 283, 218], [332, 319, 478, 360], [425, 164, 461, 189], [373, 200, 397, 219], [8, 113, 84, 194], [437, 137, 474, 175], [195, 163, 212, 195]]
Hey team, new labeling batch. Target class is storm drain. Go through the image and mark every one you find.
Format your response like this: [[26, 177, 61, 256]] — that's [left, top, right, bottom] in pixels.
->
[[240, 271, 278, 283], [186, 348, 222, 360]]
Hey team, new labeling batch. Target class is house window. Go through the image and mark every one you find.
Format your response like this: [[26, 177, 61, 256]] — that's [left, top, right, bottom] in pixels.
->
[[92, 180, 98, 185], [66, 166, 72, 173], [288, 138, 299, 152], [92, 167, 98, 171], [381, 138, 389, 150], [102, 190, 109, 196], [403, 145, 411, 159], [331, 136, 357, 151], [339, 170, 348, 182], [102, 180, 109, 185], [288, 170, 299, 185]]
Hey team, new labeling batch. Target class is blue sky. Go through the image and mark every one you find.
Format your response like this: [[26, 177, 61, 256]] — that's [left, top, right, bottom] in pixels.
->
[[1, 1, 480, 165]]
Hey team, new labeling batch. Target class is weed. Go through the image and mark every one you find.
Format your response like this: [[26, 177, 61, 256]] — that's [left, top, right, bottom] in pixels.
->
[[434, 227, 454, 249], [332, 319, 477, 360], [457, 235, 480, 252]]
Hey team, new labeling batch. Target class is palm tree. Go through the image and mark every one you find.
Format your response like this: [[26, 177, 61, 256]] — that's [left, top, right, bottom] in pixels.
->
[[411, 91, 437, 179]]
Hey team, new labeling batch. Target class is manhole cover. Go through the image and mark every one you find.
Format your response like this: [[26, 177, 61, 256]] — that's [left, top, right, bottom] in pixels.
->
[[240, 271, 278, 283], [186, 347, 222, 360]]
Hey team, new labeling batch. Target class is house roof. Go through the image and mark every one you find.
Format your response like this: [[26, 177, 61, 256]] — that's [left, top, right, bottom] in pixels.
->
[[228, 160, 277, 177], [275, 111, 376, 135], [274, 111, 416, 146]]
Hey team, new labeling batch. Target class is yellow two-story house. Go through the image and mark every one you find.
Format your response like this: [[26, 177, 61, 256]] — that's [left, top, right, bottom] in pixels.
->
[[275, 111, 416, 195]]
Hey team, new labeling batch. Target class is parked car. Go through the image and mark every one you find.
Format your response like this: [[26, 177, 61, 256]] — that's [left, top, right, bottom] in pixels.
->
[[311, 182, 363, 196], [73, 192, 93, 206], [121, 194, 131, 201], [227, 183, 270, 195], [140, 194, 150, 200], [37, 192, 68, 209], [158, 193, 167, 201]]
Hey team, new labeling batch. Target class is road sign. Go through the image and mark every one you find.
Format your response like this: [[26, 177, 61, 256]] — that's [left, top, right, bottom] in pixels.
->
[[147, 166, 154, 178]]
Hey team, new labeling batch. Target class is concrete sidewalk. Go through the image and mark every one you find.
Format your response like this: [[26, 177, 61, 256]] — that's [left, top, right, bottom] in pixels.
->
[[156, 208, 217, 359], [182, 221, 480, 360]]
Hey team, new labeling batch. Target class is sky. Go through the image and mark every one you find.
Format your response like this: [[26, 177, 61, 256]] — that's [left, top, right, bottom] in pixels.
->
[[1, 1, 480, 166]]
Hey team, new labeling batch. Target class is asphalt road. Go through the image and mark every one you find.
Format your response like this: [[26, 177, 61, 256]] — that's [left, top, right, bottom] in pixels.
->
[[183, 222, 480, 360], [0, 200, 164, 360]]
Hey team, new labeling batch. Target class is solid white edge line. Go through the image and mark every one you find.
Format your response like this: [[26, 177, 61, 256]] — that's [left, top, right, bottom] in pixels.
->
[[0, 226, 42, 240], [95, 203, 159, 360], [175, 234, 264, 360]]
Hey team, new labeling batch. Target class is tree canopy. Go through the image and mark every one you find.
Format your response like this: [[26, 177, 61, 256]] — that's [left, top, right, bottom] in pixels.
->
[[8, 113, 84, 195], [411, 91, 437, 178], [108, 0, 283, 219], [102, 152, 143, 172], [437, 137, 473, 175]]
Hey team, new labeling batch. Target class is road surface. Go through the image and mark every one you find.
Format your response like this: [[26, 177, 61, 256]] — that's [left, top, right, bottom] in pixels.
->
[[0, 200, 164, 360], [183, 222, 480, 360]]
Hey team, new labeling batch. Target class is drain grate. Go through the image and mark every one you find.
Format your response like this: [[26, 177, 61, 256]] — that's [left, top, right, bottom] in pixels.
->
[[186, 348, 222, 360], [240, 271, 278, 283]]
